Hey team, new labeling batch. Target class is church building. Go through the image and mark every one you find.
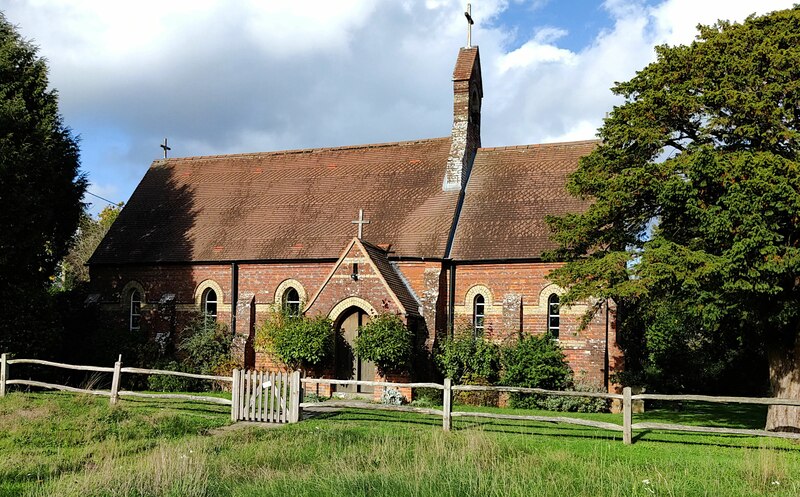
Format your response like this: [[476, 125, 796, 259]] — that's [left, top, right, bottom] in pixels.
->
[[88, 43, 621, 395]]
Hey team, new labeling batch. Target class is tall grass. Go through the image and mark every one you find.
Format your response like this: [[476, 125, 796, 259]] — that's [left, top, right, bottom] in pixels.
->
[[2, 392, 800, 496]]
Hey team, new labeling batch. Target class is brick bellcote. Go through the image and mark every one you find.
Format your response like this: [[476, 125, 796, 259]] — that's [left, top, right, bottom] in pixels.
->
[[443, 46, 483, 192]]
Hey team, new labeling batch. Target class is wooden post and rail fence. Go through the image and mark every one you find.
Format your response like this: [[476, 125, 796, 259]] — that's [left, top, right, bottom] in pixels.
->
[[0, 353, 299, 423], [4, 352, 800, 443]]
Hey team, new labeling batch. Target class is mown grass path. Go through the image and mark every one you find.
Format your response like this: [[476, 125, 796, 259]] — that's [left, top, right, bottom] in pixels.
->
[[1, 392, 798, 496]]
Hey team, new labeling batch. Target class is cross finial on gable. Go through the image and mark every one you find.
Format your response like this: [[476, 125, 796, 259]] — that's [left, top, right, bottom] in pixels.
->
[[160, 138, 172, 159], [465, 3, 474, 48], [352, 209, 370, 239]]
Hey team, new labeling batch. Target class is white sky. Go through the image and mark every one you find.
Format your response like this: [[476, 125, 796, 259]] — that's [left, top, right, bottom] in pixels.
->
[[2, 0, 795, 213]]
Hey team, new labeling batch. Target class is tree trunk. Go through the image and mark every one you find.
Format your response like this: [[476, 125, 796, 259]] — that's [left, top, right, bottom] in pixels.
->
[[766, 333, 800, 432]]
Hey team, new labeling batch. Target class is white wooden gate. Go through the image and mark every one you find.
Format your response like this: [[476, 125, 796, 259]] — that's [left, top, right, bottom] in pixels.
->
[[231, 369, 301, 423]]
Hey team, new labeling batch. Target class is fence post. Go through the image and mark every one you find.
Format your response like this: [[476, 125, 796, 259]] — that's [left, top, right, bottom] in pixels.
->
[[110, 354, 122, 406], [0, 353, 8, 397], [623, 386, 632, 445], [290, 370, 301, 423], [231, 369, 240, 422], [443, 378, 452, 432]]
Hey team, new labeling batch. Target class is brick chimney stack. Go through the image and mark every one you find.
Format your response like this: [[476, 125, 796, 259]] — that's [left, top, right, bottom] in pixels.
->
[[443, 46, 482, 192]]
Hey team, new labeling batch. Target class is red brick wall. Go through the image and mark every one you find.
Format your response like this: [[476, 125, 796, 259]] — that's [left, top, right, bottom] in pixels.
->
[[90, 264, 233, 341], [453, 262, 616, 388], [305, 244, 404, 319], [90, 258, 618, 391]]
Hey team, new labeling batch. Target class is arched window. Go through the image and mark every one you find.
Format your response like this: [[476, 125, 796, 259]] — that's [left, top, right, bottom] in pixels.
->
[[547, 293, 560, 339], [473, 294, 485, 338], [284, 287, 301, 316], [202, 288, 218, 320], [129, 290, 141, 332]]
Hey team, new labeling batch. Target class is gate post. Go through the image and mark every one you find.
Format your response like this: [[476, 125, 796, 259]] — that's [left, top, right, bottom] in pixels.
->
[[0, 353, 8, 397], [443, 378, 452, 431], [109, 355, 122, 406], [290, 370, 301, 423], [623, 386, 632, 445], [231, 369, 240, 422]]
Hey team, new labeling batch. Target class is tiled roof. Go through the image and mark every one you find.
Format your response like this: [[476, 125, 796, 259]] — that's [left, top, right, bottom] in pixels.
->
[[449, 140, 598, 261], [361, 241, 421, 316], [89, 138, 459, 264]]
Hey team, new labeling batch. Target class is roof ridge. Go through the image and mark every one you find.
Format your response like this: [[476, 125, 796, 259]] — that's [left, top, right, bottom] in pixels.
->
[[154, 136, 451, 164], [478, 139, 600, 152]]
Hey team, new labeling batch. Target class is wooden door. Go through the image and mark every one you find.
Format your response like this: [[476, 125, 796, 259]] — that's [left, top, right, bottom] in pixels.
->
[[337, 309, 376, 394]]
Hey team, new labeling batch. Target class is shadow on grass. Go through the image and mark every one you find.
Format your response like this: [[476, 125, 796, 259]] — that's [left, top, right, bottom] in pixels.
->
[[118, 396, 230, 416], [299, 402, 800, 450], [638, 402, 768, 429], [630, 430, 800, 452], [304, 408, 442, 427]]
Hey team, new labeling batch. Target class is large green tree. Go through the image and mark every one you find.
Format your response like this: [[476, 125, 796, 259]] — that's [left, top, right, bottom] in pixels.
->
[[546, 7, 800, 431], [55, 203, 122, 291], [0, 14, 86, 355]]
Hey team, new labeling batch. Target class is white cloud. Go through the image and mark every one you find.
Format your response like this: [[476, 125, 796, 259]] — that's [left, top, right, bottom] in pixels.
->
[[2, 0, 797, 207], [497, 29, 576, 73], [650, 0, 796, 46]]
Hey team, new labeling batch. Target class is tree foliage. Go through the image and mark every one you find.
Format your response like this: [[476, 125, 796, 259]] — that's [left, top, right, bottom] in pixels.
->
[[545, 8, 800, 419], [501, 334, 572, 391], [255, 307, 333, 370], [354, 313, 414, 375], [55, 203, 122, 291], [0, 14, 86, 356], [435, 329, 501, 384]]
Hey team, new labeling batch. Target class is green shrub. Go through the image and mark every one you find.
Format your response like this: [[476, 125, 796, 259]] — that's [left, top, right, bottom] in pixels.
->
[[435, 331, 501, 384], [178, 316, 234, 376], [255, 307, 333, 370], [178, 318, 233, 374], [147, 361, 199, 392], [144, 317, 234, 392], [535, 383, 609, 412], [501, 333, 573, 408], [412, 387, 442, 407], [354, 313, 413, 375], [454, 373, 499, 407]]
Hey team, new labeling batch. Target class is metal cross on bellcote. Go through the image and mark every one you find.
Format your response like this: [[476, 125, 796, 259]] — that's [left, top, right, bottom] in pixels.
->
[[352, 209, 370, 239], [160, 138, 171, 159], [465, 3, 474, 48]]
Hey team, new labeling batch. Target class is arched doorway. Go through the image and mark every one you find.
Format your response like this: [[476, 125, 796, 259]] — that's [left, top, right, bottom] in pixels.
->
[[336, 306, 377, 394]]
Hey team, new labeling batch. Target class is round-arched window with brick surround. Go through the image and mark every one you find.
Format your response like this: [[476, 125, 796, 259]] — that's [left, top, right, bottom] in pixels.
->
[[129, 289, 141, 332], [194, 280, 223, 319], [283, 287, 301, 316], [120, 281, 145, 332], [274, 279, 307, 314], [473, 294, 485, 338], [202, 288, 218, 320], [547, 293, 560, 339]]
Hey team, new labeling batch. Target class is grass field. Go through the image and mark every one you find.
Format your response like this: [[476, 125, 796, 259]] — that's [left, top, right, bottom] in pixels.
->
[[1, 391, 799, 496]]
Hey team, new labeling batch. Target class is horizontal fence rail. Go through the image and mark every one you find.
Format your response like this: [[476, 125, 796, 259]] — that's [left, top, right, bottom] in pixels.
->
[[634, 393, 800, 407], [121, 367, 232, 383], [6, 379, 111, 397], [298, 376, 800, 444], [7, 358, 115, 373], [298, 400, 445, 417], [452, 384, 623, 400], [1, 353, 233, 411], [301, 378, 444, 390], [450, 410, 623, 432], [5, 351, 800, 443], [630, 422, 800, 440]]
